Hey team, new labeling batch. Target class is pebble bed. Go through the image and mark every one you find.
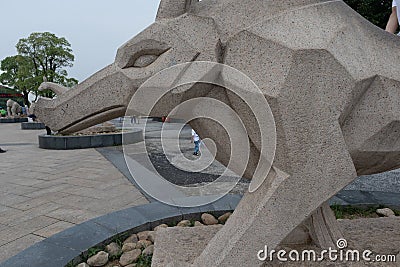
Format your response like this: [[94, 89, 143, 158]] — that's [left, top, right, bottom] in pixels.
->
[[68, 212, 232, 267]]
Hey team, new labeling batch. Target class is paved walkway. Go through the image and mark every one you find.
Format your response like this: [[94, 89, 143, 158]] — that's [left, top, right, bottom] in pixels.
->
[[0, 123, 148, 262]]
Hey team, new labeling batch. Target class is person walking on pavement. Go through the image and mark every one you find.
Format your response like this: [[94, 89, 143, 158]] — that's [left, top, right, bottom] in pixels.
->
[[191, 129, 200, 156]]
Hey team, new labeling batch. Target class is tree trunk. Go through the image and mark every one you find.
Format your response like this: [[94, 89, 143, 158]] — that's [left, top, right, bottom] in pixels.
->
[[22, 90, 29, 107]]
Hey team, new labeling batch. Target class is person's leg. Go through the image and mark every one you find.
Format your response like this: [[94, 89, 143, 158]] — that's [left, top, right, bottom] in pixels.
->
[[194, 140, 200, 155]]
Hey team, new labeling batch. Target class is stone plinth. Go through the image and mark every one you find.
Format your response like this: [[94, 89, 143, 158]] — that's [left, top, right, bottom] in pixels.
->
[[0, 118, 28, 123], [38, 129, 143, 150], [21, 122, 46, 130]]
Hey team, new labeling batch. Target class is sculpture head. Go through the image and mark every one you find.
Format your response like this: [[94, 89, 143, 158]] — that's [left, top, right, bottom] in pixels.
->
[[33, 0, 400, 178], [33, 0, 325, 134]]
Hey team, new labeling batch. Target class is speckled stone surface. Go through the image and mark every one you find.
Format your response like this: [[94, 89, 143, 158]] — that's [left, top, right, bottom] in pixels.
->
[[33, 0, 400, 266], [153, 218, 399, 267], [152, 225, 223, 267]]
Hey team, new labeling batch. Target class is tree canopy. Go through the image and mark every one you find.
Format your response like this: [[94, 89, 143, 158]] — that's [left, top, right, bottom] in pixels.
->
[[0, 55, 39, 106], [344, 0, 392, 29], [0, 32, 78, 105]]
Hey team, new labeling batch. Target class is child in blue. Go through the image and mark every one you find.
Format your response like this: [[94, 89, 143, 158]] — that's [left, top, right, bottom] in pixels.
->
[[191, 129, 200, 156]]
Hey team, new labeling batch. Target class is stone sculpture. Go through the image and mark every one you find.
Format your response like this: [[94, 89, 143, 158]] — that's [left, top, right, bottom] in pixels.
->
[[6, 99, 22, 117], [33, 0, 400, 266]]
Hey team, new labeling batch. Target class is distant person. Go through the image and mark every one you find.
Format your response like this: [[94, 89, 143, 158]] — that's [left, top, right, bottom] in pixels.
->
[[23, 105, 29, 115], [386, 0, 400, 34], [28, 114, 37, 122], [45, 126, 52, 135], [191, 129, 200, 156], [0, 148, 6, 153], [131, 115, 139, 124]]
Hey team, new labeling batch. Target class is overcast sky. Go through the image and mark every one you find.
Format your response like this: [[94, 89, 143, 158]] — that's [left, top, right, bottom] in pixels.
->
[[0, 0, 160, 82]]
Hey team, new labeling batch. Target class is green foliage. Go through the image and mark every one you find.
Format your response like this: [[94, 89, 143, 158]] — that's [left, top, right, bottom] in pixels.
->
[[393, 209, 400, 216], [343, 0, 392, 29], [109, 250, 123, 261], [87, 247, 103, 258], [166, 221, 177, 227], [64, 261, 75, 267], [112, 233, 127, 248], [0, 32, 78, 103], [331, 204, 384, 219], [136, 254, 153, 267], [0, 55, 40, 106]]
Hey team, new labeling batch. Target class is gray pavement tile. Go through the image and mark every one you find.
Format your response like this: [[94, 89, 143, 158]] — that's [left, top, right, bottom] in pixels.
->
[[335, 190, 378, 205], [46, 207, 100, 224], [84, 193, 149, 214], [58, 176, 106, 189], [0, 206, 11, 214], [52, 195, 102, 209], [61, 187, 105, 200], [29, 180, 69, 189], [33, 221, 75, 238], [368, 191, 400, 207], [24, 202, 64, 215], [0, 234, 44, 263], [0, 216, 58, 246], [24, 184, 72, 198], [96, 178, 132, 189], [0, 184, 37, 195], [3, 203, 63, 227], [26, 192, 70, 203], [6, 197, 50, 211], [134, 202, 183, 228], [0, 208, 24, 225], [0, 239, 79, 267], [0, 194, 31, 207], [92, 207, 150, 234], [7, 178, 46, 187], [329, 196, 350, 206], [44, 220, 115, 252]]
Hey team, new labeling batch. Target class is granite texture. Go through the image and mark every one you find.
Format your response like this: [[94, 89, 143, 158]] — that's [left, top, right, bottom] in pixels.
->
[[32, 0, 400, 266], [152, 218, 400, 267], [152, 225, 223, 267]]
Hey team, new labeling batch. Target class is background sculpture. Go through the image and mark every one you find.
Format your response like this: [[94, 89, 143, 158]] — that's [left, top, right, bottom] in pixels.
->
[[6, 99, 22, 117], [33, 0, 400, 266]]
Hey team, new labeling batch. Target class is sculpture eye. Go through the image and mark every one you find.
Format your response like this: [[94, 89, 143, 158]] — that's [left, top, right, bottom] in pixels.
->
[[133, 54, 159, 68], [122, 48, 169, 69]]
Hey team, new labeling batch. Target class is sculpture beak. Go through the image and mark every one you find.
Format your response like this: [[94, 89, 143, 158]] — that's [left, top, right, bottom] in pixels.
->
[[33, 63, 143, 134]]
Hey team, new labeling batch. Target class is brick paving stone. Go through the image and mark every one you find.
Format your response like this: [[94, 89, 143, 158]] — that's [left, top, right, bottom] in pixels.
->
[[0, 234, 44, 263], [0, 123, 148, 262], [0, 216, 57, 246], [33, 221, 75, 238], [45, 207, 100, 224]]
